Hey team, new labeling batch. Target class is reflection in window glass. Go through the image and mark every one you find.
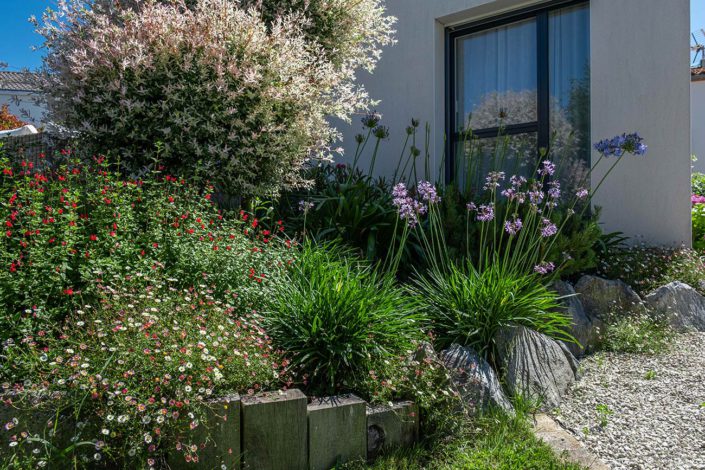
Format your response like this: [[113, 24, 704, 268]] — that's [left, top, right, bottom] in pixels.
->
[[449, 2, 590, 193], [456, 133, 538, 194], [550, 4, 590, 195], [455, 18, 537, 131]]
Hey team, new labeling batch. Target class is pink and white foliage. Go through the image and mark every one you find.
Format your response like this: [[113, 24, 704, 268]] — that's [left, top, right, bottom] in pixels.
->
[[34, 0, 396, 197]]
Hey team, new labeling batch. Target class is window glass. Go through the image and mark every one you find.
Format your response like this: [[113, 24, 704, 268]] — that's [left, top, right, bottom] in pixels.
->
[[456, 133, 538, 194], [549, 4, 590, 194], [455, 18, 537, 131], [449, 2, 590, 191]]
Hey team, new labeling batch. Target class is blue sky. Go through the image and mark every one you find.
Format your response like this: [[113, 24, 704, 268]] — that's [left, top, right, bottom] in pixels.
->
[[0, 1, 53, 71], [1, 0, 705, 70], [694, 0, 705, 62]]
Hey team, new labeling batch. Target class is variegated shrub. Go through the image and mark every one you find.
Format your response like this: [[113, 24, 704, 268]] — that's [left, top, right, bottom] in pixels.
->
[[35, 0, 395, 197]]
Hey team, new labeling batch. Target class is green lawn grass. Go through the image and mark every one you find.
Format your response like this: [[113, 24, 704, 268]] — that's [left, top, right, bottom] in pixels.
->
[[347, 408, 584, 470]]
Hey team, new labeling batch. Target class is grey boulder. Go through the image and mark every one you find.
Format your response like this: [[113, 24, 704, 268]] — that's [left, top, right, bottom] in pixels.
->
[[440, 344, 514, 416], [495, 326, 578, 410], [645, 282, 705, 332], [551, 280, 601, 357], [575, 275, 646, 321]]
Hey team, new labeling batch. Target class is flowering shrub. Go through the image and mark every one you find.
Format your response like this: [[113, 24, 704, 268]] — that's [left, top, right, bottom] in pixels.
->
[[386, 133, 647, 276], [693, 202, 705, 251], [386, 134, 645, 360], [95, 0, 395, 74], [0, 149, 292, 338], [692, 172, 705, 197], [599, 244, 705, 296], [263, 243, 424, 395], [1, 283, 287, 467], [0, 105, 25, 131], [36, 0, 395, 197]]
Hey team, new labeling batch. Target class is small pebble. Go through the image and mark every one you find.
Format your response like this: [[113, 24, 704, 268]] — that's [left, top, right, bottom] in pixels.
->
[[553, 333, 705, 469]]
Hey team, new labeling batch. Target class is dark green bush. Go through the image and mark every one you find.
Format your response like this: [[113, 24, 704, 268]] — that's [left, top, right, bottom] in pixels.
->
[[278, 163, 424, 265]]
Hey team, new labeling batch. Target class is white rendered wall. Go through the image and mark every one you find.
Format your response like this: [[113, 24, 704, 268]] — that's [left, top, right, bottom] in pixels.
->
[[693, 79, 705, 172], [338, 0, 692, 246], [589, 0, 690, 246]]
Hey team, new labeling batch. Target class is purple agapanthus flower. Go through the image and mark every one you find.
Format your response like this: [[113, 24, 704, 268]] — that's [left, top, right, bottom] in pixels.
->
[[392, 182, 427, 228], [538, 160, 556, 177], [466, 202, 477, 212], [501, 188, 515, 199], [298, 200, 314, 213], [529, 190, 544, 206], [540, 218, 558, 237], [392, 182, 408, 199], [594, 133, 647, 157], [484, 171, 506, 190], [476, 204, 495, 222], [510, 175, 527, 188], [547, 181, 561, 200], [534, 261, 556, 275], [504, 218, 523, 236], [417, 180, 441, 204], [501, 187, 527, 203], [576, 188, 589, 199]]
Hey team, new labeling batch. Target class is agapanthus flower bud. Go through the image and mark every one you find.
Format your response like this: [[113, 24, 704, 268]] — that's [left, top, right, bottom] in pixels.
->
[[373, 126, 389, 139], [362, 112, 381, 128]]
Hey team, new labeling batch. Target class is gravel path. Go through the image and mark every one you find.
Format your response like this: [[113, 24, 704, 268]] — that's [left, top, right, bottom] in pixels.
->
[[553, 333, 705, 470]]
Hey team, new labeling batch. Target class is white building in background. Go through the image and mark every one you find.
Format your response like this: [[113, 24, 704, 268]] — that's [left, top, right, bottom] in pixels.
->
[[339, 0, 691, 247], [693, 68, 705, 171], [0, 71, 46, 126]]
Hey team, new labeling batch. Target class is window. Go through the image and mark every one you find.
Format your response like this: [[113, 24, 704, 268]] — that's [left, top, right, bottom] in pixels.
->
[[446, 1, 589, 193]]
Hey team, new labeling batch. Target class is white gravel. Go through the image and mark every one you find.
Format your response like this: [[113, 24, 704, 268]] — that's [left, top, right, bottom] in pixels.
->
[[553, 333, 705, 470]]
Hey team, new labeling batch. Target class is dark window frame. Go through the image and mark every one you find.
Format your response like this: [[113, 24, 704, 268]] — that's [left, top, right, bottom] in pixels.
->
[[444, 0, 589, 184]]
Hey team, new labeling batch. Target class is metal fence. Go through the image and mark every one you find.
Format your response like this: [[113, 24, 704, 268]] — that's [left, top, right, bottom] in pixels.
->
[[0, 132, 69, 165]]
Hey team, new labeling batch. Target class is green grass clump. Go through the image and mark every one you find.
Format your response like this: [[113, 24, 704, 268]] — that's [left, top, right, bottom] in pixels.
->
[[347, 407, 584, 470], [599, 315, 674, 355], [411, 261, 574, 366], [264, 243, 424, 395]]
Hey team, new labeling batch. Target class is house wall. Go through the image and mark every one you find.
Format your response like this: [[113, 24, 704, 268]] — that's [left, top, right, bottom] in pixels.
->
[[0, 91, 46, 126], [693, 79, 705, 172], [337, 0, 692, 246]]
